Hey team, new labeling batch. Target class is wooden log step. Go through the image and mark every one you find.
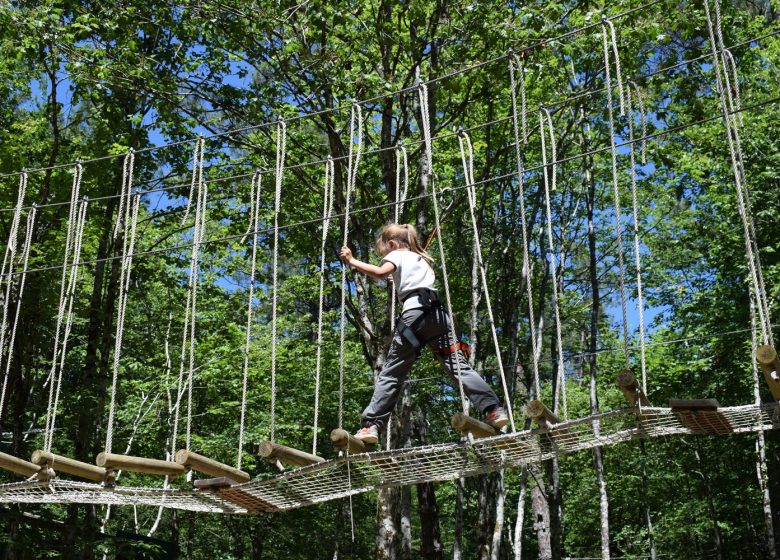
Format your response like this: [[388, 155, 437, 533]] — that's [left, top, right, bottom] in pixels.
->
[[31, 450, 107, 482], [219, 487, 279, 513], [95, 452, 185, 478], [330, 429, 370, 454], [616, 369, 651, 406], [257, 441, 324, 468], [757, 345, 780, 400], [0, 451, 46, 479], [669, 398, 732, 434], [526, 400, 560, 429], [193, 476, 239, 490], [175, 450, 250, 484], [450, 413, 499, 439]]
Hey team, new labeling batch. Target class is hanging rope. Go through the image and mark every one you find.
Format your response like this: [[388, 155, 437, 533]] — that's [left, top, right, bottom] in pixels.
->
[[418, 85, 468, 415], [113, 150, 135, 240], [180, 140, 205, 227], [0, 204, 36, 427], [173, 137, 207, 453], [390, 144, 410, 333], [313, 159, 334, 455], [269, 120, 287, 443], [626, 87, 649, 394], [629, 81, 648, 165], [509, 55, 541, 398], [105, 184, 141, 455], [601, 20, 632, 369], [538, 111, 568, 420], [604, 18, 626, 117], [237, 171, 262, 469], [510, 53, 529, 144], [703, 0, 773, 346], [458, 131, 516, 431], [44, 192, 88, 453], [0, 172, 28, 400], [722, 49, 744, 127], [337, 104, 363, 430]]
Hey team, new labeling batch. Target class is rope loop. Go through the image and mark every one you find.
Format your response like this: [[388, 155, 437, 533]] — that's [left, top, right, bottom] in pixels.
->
[[270, 120, 287, 443]]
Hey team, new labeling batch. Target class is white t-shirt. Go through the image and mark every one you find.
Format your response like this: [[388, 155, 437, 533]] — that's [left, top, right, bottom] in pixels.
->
[[380, 249, 436, 311]]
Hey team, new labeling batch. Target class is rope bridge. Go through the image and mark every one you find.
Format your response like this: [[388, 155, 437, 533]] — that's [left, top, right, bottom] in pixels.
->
[[1, 403, 777, 514]]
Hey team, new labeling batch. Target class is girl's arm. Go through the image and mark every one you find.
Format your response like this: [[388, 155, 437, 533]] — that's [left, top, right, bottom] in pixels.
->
[[340, 246, 395, 280]]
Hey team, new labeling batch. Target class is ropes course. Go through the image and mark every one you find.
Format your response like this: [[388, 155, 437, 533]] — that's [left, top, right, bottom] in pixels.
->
[[0, 0, 778, 520]]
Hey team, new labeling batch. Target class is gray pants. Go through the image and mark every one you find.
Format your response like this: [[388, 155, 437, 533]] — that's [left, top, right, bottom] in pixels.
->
[[361, 306, 501, 432]]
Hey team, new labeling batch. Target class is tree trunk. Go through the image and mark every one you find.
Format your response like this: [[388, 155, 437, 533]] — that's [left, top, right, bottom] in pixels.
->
[[414, 407, 443, 560], [490, 470, 507, 560], [530, 462, 552, 560], [513, 467, 528, 560], [693, 443, 723, 560]]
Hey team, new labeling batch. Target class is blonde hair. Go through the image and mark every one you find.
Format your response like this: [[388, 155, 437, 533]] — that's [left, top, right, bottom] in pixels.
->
[[375, 223, 434, 267]]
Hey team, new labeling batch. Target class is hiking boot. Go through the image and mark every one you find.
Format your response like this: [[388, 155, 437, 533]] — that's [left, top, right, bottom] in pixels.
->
[[484, 406, 509, 429], [354, 425, 379, 444]]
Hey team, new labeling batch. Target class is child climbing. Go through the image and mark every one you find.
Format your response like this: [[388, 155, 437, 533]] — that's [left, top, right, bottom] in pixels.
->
[[340, 223, 509, 444]]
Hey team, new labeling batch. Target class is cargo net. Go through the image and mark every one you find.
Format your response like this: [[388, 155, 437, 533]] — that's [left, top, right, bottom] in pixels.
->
[[0, 479, 248, 514], [0, 404, 778, 514], [224, 403, 780, 513]]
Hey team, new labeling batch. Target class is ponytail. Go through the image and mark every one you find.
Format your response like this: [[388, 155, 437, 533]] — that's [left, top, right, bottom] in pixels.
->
[[376, 223, 434, 268]]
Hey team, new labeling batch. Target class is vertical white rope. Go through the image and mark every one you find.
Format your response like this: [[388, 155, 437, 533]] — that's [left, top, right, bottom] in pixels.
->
[[704, 0, 773, 346], [459, 131, 516, 431], [418, 85, 433, 184], [538, 111, 567, 419], [629, 81, 648, 165], [0, 205, 36, 426], [605, 19, 626, 117], [626, 87, 649, 394], [390, 145, 410, 333], [722, 49, 744, 127], [418, 86, 468, 413], [0, 172, 28, 399], [113, 150, 134, 240], [46, 195, 88, 452], [510, 54, 528, 144], [270, 121, 287, 443], [313, 159, 334, 455], [509, 56, 541, 398], [338, 104, 363, 430], [602, 22, 632, 369], [237, 171, 262, 469], [43, 164, 83, 451], [185, 137, 207, 451], [105, 151, 140, 455]]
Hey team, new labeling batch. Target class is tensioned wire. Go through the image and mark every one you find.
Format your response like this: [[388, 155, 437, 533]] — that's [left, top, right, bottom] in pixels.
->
[[2, 27, 776, 217], [1, 93, 777, 283], [0, 0, 666, 181]]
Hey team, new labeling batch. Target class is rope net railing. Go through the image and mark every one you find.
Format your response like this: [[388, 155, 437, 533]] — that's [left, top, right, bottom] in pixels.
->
[[1, 402, 777, 514]]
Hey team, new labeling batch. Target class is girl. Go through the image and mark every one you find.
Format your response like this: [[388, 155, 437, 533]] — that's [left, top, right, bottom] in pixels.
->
[[340, 223, 508, 444]]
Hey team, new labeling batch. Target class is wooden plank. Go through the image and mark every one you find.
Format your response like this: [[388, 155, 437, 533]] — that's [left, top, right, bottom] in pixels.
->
[[193, 476, 238, 490], [669, 399, 720, 411], [450, 413, 499, 439], [0, 451, 44, 478], [675, 410, 734, 434], [257, 441, 324, 468], [330, 429, 369, 454], [219, 487, 279, 513], [175, 450, 250, 484], [95, 452, 185, 477], [756, 345, 780, 400]]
